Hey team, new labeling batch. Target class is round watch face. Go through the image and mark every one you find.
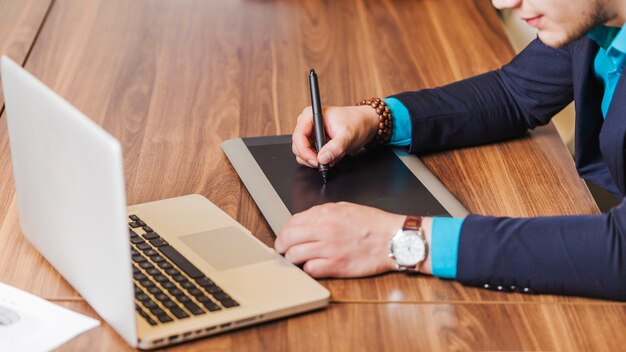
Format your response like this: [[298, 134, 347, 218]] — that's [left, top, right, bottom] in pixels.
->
[[392, 230, 426, 267]]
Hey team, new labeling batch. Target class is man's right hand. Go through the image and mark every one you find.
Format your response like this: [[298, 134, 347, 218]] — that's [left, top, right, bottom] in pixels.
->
[[292, 105, 380, 168]]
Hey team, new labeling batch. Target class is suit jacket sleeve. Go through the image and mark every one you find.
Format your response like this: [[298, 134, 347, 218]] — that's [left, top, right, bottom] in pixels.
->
[[389, 38, 574, 152], [389, 39, 626, 300], [458, 204, 626, 300]]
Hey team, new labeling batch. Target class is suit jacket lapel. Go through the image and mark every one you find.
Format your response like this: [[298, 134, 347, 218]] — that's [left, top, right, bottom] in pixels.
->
[[599, 68, 626, 195], [573, 39, 606, 176]]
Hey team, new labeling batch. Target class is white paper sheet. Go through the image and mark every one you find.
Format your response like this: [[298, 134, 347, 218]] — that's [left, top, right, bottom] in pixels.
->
[[0, 282, 100, 352]]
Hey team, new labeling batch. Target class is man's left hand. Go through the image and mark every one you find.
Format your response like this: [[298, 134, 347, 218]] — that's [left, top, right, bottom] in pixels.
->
[[274, 202, 406, 278]]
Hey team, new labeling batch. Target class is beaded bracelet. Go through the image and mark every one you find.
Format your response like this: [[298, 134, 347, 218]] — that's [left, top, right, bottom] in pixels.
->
[[356, 97, 392, 145]]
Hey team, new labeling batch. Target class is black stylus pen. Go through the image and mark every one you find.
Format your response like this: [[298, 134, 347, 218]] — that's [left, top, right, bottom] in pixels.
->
[[308, 69, 329, 184]]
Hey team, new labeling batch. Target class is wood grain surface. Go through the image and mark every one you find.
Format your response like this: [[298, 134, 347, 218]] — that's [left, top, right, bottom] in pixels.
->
[[0, 0, 53, 109], [0, 0, 614, 351], [52, 300, 626, 351]]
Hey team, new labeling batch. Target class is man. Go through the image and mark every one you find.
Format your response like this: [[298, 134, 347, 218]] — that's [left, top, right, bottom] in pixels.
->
[[274, 0, 626, 301]]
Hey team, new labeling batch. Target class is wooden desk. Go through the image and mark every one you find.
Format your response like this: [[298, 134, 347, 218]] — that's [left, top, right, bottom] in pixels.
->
[[0, 0, 619, 350], [0, 0, 53, 109]]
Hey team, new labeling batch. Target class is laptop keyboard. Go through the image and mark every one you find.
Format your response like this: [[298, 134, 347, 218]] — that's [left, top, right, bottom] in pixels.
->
[[129, 214, 239, 326]]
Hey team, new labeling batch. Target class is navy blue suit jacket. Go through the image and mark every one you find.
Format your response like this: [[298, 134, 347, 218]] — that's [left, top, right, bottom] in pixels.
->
[[391, 37, 626, 300]]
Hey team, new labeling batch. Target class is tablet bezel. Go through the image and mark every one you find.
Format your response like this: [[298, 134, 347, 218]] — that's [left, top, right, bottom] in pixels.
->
[[222, 136, 469, 235]]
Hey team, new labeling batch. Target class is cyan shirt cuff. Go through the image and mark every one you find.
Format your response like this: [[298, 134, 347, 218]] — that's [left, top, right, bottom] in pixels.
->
[[384, 97, 411, 146], [431, 217, 464, 279]]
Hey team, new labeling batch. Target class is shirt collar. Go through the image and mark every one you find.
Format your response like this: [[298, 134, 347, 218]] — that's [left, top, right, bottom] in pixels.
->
[[589, 24, 626, 71]]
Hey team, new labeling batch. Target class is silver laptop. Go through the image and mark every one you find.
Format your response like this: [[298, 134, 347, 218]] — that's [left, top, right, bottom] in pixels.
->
[[0, 56, 329, 349]]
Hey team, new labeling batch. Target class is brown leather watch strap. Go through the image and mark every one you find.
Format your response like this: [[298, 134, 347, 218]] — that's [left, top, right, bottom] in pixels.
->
[[397, 215, 426, 273], [403, 215, 423, 231]]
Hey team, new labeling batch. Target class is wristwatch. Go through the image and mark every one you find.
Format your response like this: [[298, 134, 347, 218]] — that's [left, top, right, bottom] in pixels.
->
[[388, 215, 428, 272]]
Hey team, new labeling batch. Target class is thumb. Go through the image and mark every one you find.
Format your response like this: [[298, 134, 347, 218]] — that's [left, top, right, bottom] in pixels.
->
[[317, 135, 348, 165]]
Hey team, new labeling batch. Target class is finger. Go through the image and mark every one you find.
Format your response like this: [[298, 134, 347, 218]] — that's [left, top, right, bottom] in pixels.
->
[[296, 156, 313, 167], [293, 133, 318, 167], [302, 258, 335, 278], [317, 134, 349, 165], [291, 115, 311, 155], [283, 242, 326, 265], [274, 224, 318, 254], [292, 111, 318, 166], [286, 204, 332, 227]]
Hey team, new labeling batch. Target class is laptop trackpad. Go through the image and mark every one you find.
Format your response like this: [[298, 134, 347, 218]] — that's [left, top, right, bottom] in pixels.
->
[[179, 226, 274, 271]]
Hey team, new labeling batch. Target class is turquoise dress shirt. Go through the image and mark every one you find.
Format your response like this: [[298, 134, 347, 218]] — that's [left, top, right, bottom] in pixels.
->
[[588, 25, 626, 118], [383, 25, 625, 279], [384, 97, 462, 279]]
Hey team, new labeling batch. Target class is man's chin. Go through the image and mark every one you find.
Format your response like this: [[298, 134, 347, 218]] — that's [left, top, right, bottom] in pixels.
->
[[537, 31, 573, 48]]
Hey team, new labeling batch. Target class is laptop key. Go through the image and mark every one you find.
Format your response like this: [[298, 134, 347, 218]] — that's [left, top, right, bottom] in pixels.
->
[[143, 300, 157, 309], [144, 249, 158, 257], [139, 261, 153, 269], [221, 299, 239, 308], [129, 221, 141, 228], [162, 300, 178, 309], [205, 285, 222, 294], [132, 255, 146, 263], [157, 314, 173, 323], [150, 307, 165, 315], [203, 301, 222, 312], [143, 232, 159, 240], [196, 278, 214, 287], [146, 267, 160, 276], [165, 268, 180, 276], [159, 245, 204, 279], [147, 286, 162, 295], [143, 226, 154, 233], [196, 296, 221, 310], [130, 236, 144, 244], [137, 220, 146, 227], [158, 261, 173, 269], [177, 295, 191, 304], [166, 287, 180, 295], [129, 214, 140, 221], [134, 273, 147, 281], [184, 302, 205, 316], [162, 281, 176, 290], [153, 274, 168, 283], [173, 275, 186, 282], [155, 293, 169, 302], [195, 295, 212, 303], [136, 306, 148, 316], [151, 255, 165, 263], [180, 281, 195, 290], [213, 292, 230, 300], [189, 288, 203, 297], [171, 307, 189, 319], [150, 238, 168, 247], [140, 279, 155, 288], [137, 242, 151, 251], [137, 307, 158, 326], [137, 293, 149, 302], [161, 299, 178, 308]]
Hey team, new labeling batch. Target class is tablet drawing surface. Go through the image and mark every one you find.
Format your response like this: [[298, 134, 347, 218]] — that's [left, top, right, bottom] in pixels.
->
[[223, 135, 468, 234], [244, 136, 450, 216]]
